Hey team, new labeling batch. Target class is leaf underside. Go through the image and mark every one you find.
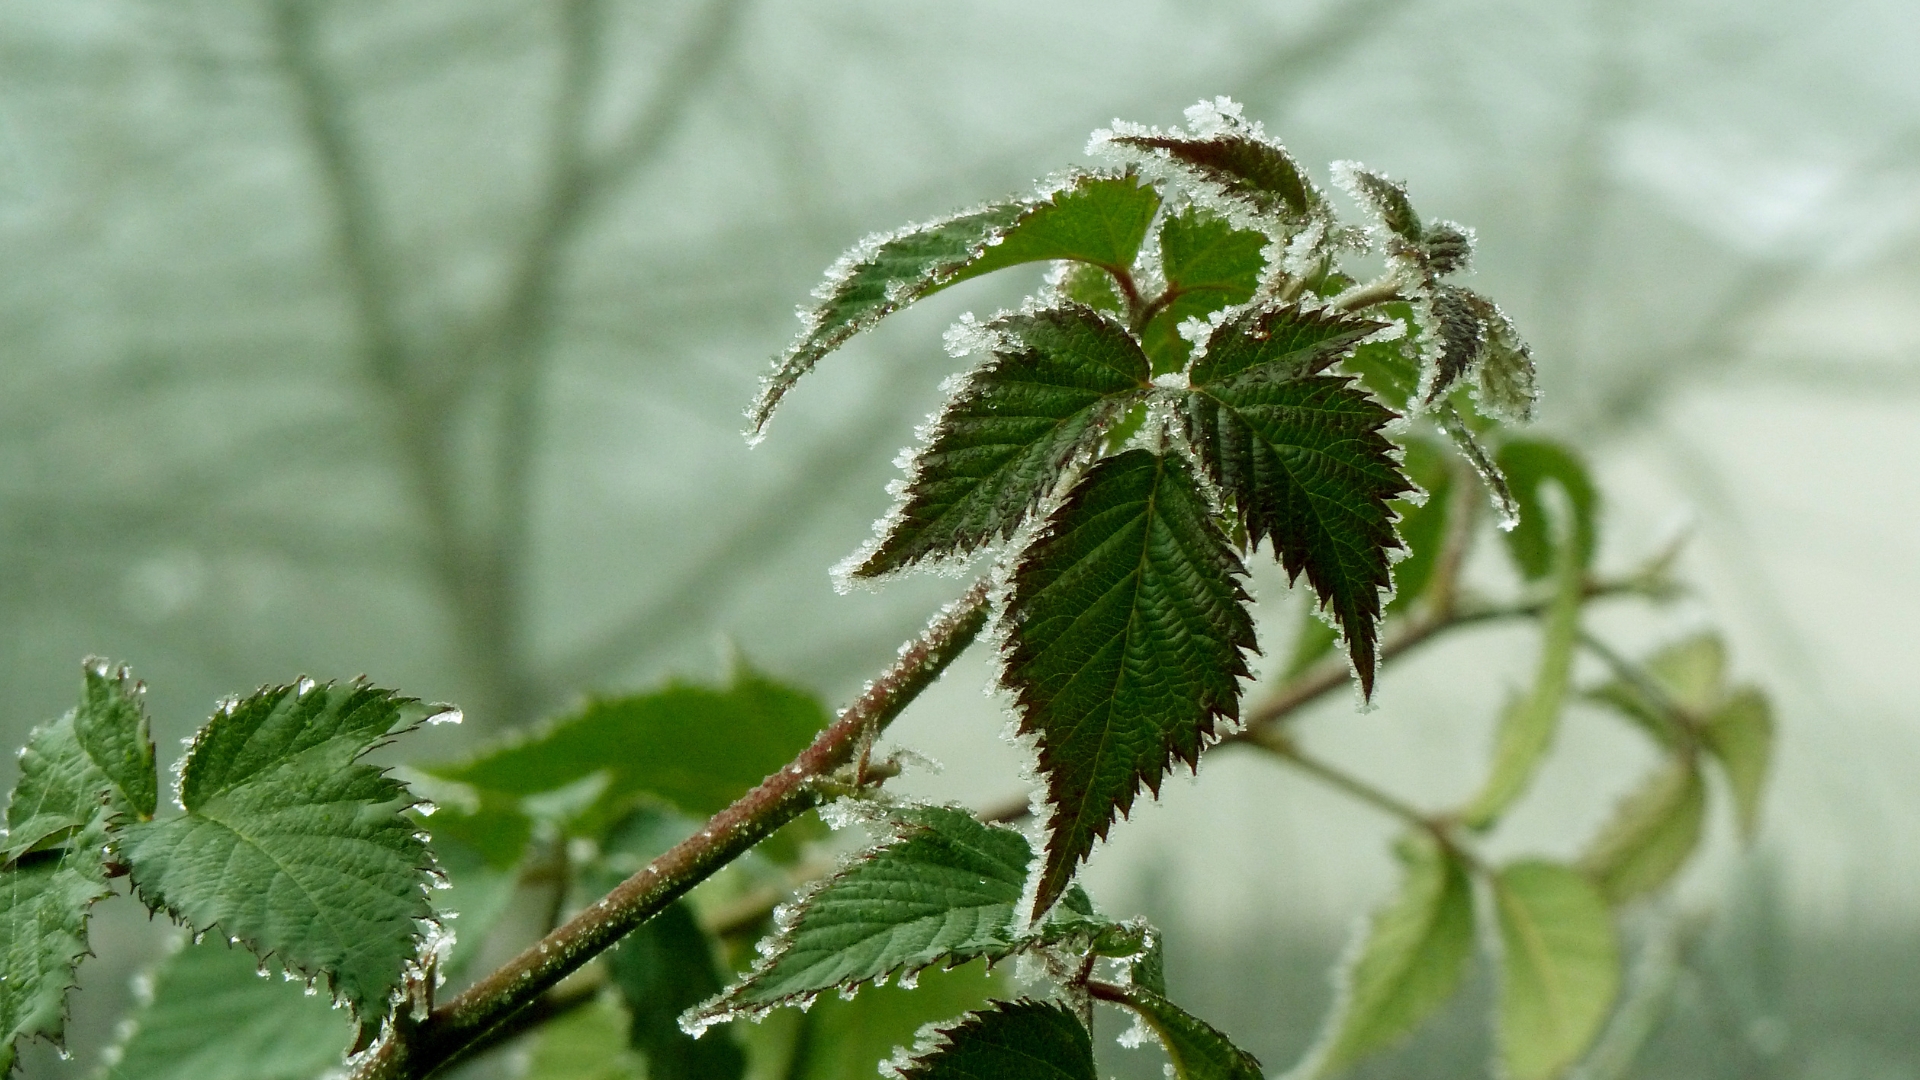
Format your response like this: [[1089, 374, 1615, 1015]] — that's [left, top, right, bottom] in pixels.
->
[[1494, 861, 1620, 1080], [1107, 983, 1264, 1080], [122, 681, 438, 1021], [695, 806, 1101, 1019], [894, 998, 1096, 1080], [1182, 306, 1408, 695], [1003, 449, 1255, 917], [854, 305, 1150, 577], [1310, 834, 1475, 1076], [1110, 131, 1319, 219]]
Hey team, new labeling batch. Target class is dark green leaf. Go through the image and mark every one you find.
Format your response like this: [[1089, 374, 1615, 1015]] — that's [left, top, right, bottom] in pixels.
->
[[1106, 983, 1263, 1080], [1579, 759, 1706, 905], [1703, 689, 1772, 840], [750, 173, 1158, 436], [121, 680, 441, 1020], [852, 305, 1150, 577], [1437, 405, 1519, 529], [1337, 164, 1422, 241], [1493, 861, 1620, 1080], [1303, 833, 1475, 1076], [692, 806, 1104, 1020], [1420, 287, 1486, 407], [1497, 440, 1598, 580], [1141, 209, 1267, 371], [4, 662, 157, 1069], [1183, 307, 1409, 695], [427, 669, 828, 855], [1128, 933, 1168, 997], [96, 937, 349, 1080], [1384, 437, 1453, 618], [1003, 450, 1255, 916], [894, 998, 1095, 1080], [612, 902, 744, 1080], [1105, 109, 1322, 220]]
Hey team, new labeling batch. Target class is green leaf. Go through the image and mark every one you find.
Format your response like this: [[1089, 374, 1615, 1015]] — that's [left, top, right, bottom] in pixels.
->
[[850, 305, 1150, 577], [427, 669, 828, 855], [1385, 436, 1453, 619], [749, 172, 1158, 436], [1579, 759, 1707, 905], [1702, 689, 1772, 840], [425, 828, 521, 981], [1003, 449, 1255, 916], [1339, 302, 1421, 408], [1128, 932, 1168, 997], [786, 962, 1012, 1080], [1302, 833, 1475, 1076], [1140, 208, 1267, 371], [3, 662, 157, 1070], [692, 806, 1104, 1020], [1584, 634, 1726, 749], [611, 902, 745, 1080], [1419, 286, 1487, 407], [524, 994, 643, 1080], [1105, 109, 1323, 220], [95, 938, 350, 1080], [121, 680, 441, 1020], [1182, 305, 1409, 696], [1104, 984, 1263, 1080], [1461, 504, 1583, 829], [1058, 263, 1124, 315], [893, 998, 1095, 1080], [1496, 440, 1598, 580], [1493, 861, 1620, 1080], [1436, 405, 1520, 529], [1475, 307, 1537, 423], [1336, 164, 1422, 242]]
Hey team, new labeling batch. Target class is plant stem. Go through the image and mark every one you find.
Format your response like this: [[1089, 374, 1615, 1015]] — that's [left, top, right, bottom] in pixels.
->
[[1251, 732, 1435, 832], [351, 579, 992, 1080]]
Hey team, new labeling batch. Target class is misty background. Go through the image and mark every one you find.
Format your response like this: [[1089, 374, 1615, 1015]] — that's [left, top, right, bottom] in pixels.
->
[[3, 0, 1917, 1076]]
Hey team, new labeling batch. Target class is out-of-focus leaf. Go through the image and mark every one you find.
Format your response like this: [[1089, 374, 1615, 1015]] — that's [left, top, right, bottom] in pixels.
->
[[426, 829, 520, 981], [1703, 689, 1773, 840], [1385, 437, 1453, 618], [611, 902, 744, 1080], [891, 997, 1095, 1080], [1580, 759, 1707, 905], [790, 962, 1013, 1080], [1003, 450, 1255, 917], [95, 938, 349, 1080], [523, 994, 643, 1080], [1497, 440, 1598, 580], [1302, 833, 1475, 1076], [1493, 861, 1620, 1080]]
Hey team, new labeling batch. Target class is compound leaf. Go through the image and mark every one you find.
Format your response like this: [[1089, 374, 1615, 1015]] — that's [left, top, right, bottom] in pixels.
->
[[1104, 984, 1263, 1080], [1493, 861, 1620, 1080], [1703, 689, 1773, 840], [1182, 306, 1407, 695], [852, 305, 1149, 577], [3, 662, 157, 1071], [1304, 833, 1475, 1076], [894, 998, 1095, 1080], [691, 806, 1103, 1021], [96, 937, 349, 1080], [1003, 450, 1255, 917], [1141, 208, 1267, 371], [121, 680, 442, 1021], [750, 173, 1157, 436], [1579, 759, 1706, 906]]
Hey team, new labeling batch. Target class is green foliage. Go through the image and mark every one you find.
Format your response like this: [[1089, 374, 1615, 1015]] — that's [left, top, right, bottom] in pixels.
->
[[610, 902, 744, 1080], [96, 938, 349, 1080], [1104, 983, 1264, 1080], [1140, 209, 1266, 369], [1493, 862, 1621, 1080], [780, 962, 1012, 1080], [120, 680, 441, 1022], [1003, 450, 1256, 916], [523, 995, 643, 1080], [1580, 759, 1707, 905], [1305, 833, 1475, 1075], [893, 998, 1096, 1080], [1497, 440, 1598, 579]]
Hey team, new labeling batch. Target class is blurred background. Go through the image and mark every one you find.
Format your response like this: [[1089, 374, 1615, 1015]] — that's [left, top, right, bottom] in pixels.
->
[[3, 0, 1918, 1076]]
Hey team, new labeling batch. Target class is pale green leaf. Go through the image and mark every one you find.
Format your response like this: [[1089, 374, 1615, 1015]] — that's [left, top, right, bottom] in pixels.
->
[[1493, 861, 1620, 1080], [95, 937, 349, 1080], [1003, 450, 1255, 916], [1304, 833, 1475, 1075], [1496, 440, 1598, 581], [1703, 689, 1772, 840], [121, 680, 440, 1020], [1579, 759, 1706, 905], [892, 997, 1095, 1080], [1105, 983, 1263, 1080]]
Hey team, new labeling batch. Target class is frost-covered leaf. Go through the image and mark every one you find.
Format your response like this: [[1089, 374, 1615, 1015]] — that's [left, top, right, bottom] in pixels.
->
[[1419, 286, 1486, 407], [750, 173, 1158, 436], [1580, 759, 1706, 906], [427, 669, 828, 855], [1105, 983, 1263, 1080], [611, 902, 744, 1080], [1384, 437, 1453, 619], [1497, 440, 1597, 580], [851, 305, 1150, 577], [1461, 507, 1583, 829], [1493, 861, 1620, 1080], [1302, 833, 1475, 1076], [3, 662, 157, 1071], [1003, 450, 1255, 916], [1102, 101, 1323, 221], [692, 806, 1104, 1021], [1140, 208, 1266, 370], [96, 937, 349, 1080], [1703, 689, 1772, 840], [1437, 406, 1519, 529], [893, 998, 1095, 1080], [1182, 306, 1408, 696], [121, 680, 440, 1021], [1475, 308, 1538, 423], [1340, 302, 1421, 408], [1334, 163, 1422, 242]]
